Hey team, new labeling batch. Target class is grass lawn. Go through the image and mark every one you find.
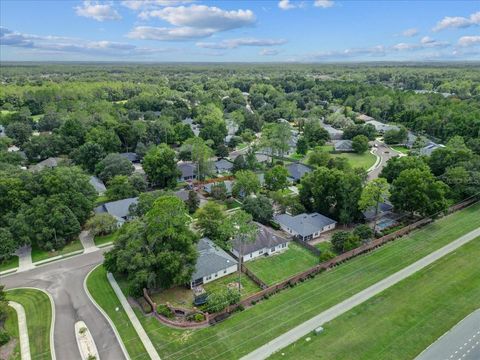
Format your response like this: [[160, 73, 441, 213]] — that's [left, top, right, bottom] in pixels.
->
[[236, 142, 249, 151], [95, 195, 109, 206], [246, 243, 319, 286], [390, 145, 410, 154], [130, 202, 480, 360], [94, 232, 118, 247], [3, 306, 21, 360], [31, 240, 84, 263], [314, 241, 334, 253], [271, 237, 480, 360], [226, 199, 242, 210], [203, 273, 261, 299], [31, 114, 44, 122], [331, 151, 376, 170], [150, 287, 195, 309], [0, 256, 19, 272], [6, 289, 52, 360], [290, 152, 305, 161], [86, 266, 150, 360]]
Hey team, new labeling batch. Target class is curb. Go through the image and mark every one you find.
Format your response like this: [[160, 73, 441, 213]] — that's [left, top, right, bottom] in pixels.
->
[[83, 265, 131, 360], [367, 148, 381, 173], [33, 250, 84, 266], [7, 287, 56, 360]]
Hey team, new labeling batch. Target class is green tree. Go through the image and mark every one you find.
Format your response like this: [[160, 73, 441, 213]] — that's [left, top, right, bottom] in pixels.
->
[[106, 175, 138, 201], [5, 122, 32, 146], [352, 135, 369, 154], [196, 202, 230, 248], [358, 178, 390, 229], [182, 138, 214, 180], [104, 196, 198, 294], [186, 190, 199, 214], [143, 144, 179, 189], [331, 231, 361, 253], [391, 168, 448, 217], [85, 213, 117, 237], [260, 122, 292, 160], [379, 156, 429, 183], [71, 142, 106, 173], [233, 170, 261, 199], [307, 147, 331, 167], [303, 119, 329, 147], [265, 165, 289, 191], [95, 153, 134, 183], [0, 228, 16, 262], [241, 195, 273, 225]]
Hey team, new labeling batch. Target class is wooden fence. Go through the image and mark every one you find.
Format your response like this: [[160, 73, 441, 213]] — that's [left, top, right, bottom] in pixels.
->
[[292, 237, 321, 256]]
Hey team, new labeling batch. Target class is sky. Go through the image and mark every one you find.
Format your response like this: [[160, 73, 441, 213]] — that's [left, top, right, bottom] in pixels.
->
[[0, 0, 479, 62]]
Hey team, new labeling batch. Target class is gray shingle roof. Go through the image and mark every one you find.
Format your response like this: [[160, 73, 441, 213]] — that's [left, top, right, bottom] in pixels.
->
[[334, 140, 353, 152], [275, 213, 337, 237], [30, 157, 64, 172], [89, 176, 107, 194], [191, 238, 237, 281], [119, 152, 139, 163], [177, 162, 197, 179], [232, 223, 289, 254], [362, 202, 393, 221], [419, 142, 445, 156], [204, 180, 233, 195], [365, 120, 399, 133], [287, 163, 312, 181], [94, 197, 138, 220], [215, 159, 233, 172]]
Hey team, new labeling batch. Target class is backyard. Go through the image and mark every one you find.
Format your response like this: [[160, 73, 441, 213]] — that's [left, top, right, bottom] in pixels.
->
[[203, 273, 260, 298], [90, 202, 480, 360], [245, 243, 319, 285], [6, 288, 53, 360], [271, 237, 480, 359]]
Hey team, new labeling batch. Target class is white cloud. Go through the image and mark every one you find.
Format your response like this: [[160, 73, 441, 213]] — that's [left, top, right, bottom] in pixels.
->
[[259, 49, 280, 56], [278, 0, 296, 10], [196, 38, 287, 49], [121, 0, 195, 11], [433, 11, 480, 31], [314, 0, 334, 8], [75, 1, 121, 21], [127, 26, 212, 41], [1, 26, 168, 57], [393, 38, 449, 51], [402, 28, 418, 37], [139, 4, 255, 31], [420, 36, 434, 44], [458, 35, 480, 47]]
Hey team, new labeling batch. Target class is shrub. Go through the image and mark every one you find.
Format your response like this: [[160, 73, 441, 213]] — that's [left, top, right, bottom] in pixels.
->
[[319, 249, 337, 262], [157, 304, 174, 319], [0, 329, 9, 346], [194, 313, 205, 322], [206, 288, 241, 313]]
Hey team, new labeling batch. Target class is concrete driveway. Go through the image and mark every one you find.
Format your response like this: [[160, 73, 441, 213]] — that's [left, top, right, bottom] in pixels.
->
[[2, 249, 127, 360]]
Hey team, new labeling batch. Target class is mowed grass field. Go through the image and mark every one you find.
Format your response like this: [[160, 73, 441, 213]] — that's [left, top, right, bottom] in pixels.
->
[[86, 266, 150, 360], [31, 240, 84, 263], [270, 237, 480, 360], [126, 203, 480, 360], [246, 243, 318, 285], [6, 288, 52, 360]]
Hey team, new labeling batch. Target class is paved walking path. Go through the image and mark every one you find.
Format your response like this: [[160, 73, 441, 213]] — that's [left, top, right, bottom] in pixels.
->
[[79, 230, 98, 253], [9, 301, 31, 360], [416, 309, 480, 360], [241, 227, 480, 360], [107, 272, 161, 360], [15, 246, 33, 272]]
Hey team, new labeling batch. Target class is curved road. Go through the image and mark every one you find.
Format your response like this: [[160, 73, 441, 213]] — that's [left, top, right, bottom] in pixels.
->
[[1, 249, 127, 360], [367, 140, 402, 181]]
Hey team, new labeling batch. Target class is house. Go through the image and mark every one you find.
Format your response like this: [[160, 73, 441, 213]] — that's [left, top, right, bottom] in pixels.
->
[[89, 176, 106, 195], [94, 197, 138, 226], [177, 162, 197, 182], [287, 163, 312, 182], [333, 140, 354, 152], [204, 180, 234, 196], [119, 152, 139, 163], [231, 223, 290, 262], [214, 159, 234, 174], [7, 145, 20, 152], [182, 117, 200, 137], [190, 238, 238, 288], [255, 153, 271, 164], [174, 189, 190, 202], [419, 142, 445, 156], [365, 120, 400, 134], [275, 212, 337, 241], [362, 202, 394, 222], [30, 157, 65, 172], [357, 114, 375, 122], [321, 123, 344, 140]]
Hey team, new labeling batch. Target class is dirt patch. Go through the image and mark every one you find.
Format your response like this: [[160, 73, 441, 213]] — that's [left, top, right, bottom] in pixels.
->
[[0, 338, 19, 360]]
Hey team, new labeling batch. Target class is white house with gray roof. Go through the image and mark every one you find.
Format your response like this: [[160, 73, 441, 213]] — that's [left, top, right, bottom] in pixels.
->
[[365, 120, 400, 134], [333, 140, 354, 152], [190, 238, 238, 288], [231, 223, 290, 262], [275, 212, 337, 241]]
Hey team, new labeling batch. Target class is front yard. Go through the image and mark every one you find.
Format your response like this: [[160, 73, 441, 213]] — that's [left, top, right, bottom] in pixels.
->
[[307, 145, 377, 170], [245, 242, 319, 285], [0, 256, 19, 272], [31, 239, 84, 263], [94, 232, 119, 247]]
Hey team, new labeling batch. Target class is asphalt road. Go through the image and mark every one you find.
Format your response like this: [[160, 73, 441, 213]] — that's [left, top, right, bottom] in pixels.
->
[[1, 249, 127, 360], [416, 309, 480, 360], [367, 140, 402, 181], [241, 227, 480, 360]]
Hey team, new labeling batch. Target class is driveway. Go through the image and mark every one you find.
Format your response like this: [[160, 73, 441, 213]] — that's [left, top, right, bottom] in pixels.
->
[[367, 140, 401, 181], [2, 249, 127, 360], [416, 309, 480, 360]]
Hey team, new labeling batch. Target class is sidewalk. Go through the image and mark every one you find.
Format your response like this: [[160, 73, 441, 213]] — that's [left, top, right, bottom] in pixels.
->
[[9, 301, 31, 360], [241, 227, 480, 360], [107, 273, 161, 360]]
